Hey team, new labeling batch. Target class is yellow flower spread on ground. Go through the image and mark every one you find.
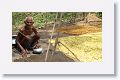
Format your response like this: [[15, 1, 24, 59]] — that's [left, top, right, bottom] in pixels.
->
[[50, 32, 102, 62]]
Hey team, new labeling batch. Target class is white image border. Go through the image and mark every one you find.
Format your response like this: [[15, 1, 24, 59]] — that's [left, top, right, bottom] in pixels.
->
[[0, 0, 114, 74]]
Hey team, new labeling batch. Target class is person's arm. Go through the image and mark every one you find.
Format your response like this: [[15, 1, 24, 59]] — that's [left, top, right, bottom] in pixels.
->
[[16, 31, 26, 52], [32, 27, 38, 35], [16, 40, 25, 52], [32, 27, 40, 47]]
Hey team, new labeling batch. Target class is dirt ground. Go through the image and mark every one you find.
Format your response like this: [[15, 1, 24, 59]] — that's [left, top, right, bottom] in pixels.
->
[[12, 28, 75, 62], [12, 38, 74, 62], [12, 21, 102, 62]]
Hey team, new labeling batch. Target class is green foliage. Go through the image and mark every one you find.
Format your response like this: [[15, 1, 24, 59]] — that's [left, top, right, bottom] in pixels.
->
[[12, 12, 57, 28], [96, 12, 102, 19], [12, 12, 102, 28]]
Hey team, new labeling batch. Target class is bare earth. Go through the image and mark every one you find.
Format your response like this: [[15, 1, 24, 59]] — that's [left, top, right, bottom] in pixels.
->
[[12, 21, 101, 62]]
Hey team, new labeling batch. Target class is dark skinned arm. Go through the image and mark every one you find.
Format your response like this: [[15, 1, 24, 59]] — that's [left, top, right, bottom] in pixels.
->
[[32, 27, 38, 35], [16, 31, 26, 52]]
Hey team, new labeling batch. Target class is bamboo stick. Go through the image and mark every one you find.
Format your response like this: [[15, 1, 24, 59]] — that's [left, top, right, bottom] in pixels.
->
[[45, 13, 58, 62]]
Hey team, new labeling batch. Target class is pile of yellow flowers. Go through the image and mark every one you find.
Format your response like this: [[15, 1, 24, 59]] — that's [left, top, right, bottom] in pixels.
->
[[50, 32, 102, 62]]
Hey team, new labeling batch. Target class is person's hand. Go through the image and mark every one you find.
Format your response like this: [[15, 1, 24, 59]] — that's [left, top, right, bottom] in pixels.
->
[[21, 50, 27, 58], [25, 49, 30, 54], [21, 49, 26, 54], [33, 44, 41, 49]]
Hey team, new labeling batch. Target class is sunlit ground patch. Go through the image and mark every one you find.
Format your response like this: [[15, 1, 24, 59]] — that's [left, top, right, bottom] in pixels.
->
[[56, 26, 102, 35]]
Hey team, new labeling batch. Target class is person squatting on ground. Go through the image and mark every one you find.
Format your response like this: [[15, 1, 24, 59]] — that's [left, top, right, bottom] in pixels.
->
[[16, 16, 40, 57]]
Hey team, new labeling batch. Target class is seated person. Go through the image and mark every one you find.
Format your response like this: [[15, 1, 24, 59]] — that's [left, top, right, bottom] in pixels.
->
[[16, 16, 40, 57]]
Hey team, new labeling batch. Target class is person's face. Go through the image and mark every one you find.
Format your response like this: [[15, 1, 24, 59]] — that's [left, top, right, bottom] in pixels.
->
[[25, 19, 34, 26]]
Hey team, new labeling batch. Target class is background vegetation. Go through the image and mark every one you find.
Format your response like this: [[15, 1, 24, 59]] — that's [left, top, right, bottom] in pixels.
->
[[12, 12, 102, 28]]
